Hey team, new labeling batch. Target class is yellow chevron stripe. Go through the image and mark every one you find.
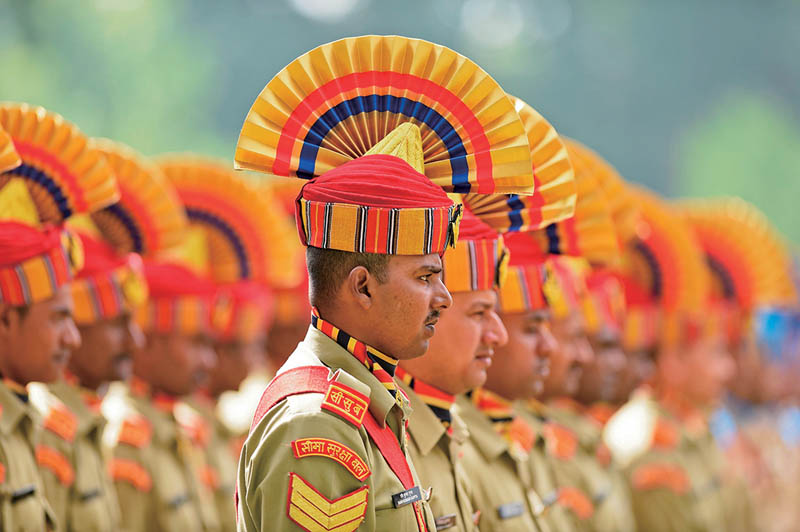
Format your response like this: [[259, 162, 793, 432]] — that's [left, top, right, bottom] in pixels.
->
[[288, 473, 368, 531]]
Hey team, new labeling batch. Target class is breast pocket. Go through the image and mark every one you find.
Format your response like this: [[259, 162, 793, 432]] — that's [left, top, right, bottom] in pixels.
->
[[1, 484, 49, 532]]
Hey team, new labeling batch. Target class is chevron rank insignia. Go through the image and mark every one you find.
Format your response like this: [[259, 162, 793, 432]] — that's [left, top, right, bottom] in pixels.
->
[[291, 438, 371, 481], [321, 382, 369, 427], [287, 472, 368, 532]]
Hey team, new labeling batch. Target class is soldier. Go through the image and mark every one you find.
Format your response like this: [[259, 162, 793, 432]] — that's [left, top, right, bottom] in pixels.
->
[[160, 157, 297, 532], [0, 104, 119, 530], [102, 164, 220, 531], [233, 35, 537, 531]]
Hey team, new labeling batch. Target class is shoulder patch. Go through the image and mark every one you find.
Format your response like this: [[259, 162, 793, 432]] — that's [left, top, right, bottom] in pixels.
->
[[653, 419, 680, 450], [110, 458, 152, 491], [43, 403, 78, 442], [0, 462, 5, 484], [292, 438, 371, 481], [507, 417, 536, 453], [556, 487, 594, 520], [321, 381, 369, 427], [631, 463, 690, 494], [542, 422, 578, 460], [36, 445, 75, 486], [118, 415, 153, 448], [286, 472, 368, 532]]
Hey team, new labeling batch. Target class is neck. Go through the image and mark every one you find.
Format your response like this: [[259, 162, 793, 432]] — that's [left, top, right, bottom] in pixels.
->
[[316, 306, 390, 359]]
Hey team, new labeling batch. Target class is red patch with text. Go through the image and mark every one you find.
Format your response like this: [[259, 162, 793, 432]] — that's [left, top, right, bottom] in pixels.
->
[[321, 382, 369, 427], [292, 438, 371, 481]]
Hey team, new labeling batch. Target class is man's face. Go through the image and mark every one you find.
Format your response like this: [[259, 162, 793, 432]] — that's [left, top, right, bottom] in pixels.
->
[[368, 253, 452, 360], [578, 327, 627, 403], [542, 313, 595, 398], [209, 337, 263, 396], [680, 333, 735, 406], [400, 290, 507, 395], [69, 313, 144, 390], [484, 309, 556, 400], [140, 332, 217, 396], [0, 286, 80, 384]]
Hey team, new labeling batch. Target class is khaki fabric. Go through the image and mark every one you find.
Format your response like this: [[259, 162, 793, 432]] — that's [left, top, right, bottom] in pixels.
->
[[397, 380, 478, 532], [236, 326, 435, 532], [29, 381, 120, 532], [104, 386, 218, 532], [456, 395, 546, 532], [0, 381, 57, 531]]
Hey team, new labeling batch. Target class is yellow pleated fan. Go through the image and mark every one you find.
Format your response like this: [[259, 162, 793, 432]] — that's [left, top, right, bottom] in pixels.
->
[[0, 103, 119, 224], [90, 139, 188, 257], [563, 138, 638, 245], [235, 35, 534, 195], [0, 178, 41, 227], [676, 197, 797, 308], [0, 124, 21, 173], [461, 96, 577, 234], [622, 185, 709, 314], [158, 156, 302, 288]]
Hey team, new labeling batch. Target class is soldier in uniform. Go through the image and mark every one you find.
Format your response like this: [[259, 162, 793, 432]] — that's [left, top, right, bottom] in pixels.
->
[[160, 157, 298, 532], [102, 166, 220, 531], [0, 104, 120, 530], [233, 35, 537, 531]]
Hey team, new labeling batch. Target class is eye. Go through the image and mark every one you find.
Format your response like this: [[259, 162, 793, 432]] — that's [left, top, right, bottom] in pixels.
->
[[419, 274, 431, 283]]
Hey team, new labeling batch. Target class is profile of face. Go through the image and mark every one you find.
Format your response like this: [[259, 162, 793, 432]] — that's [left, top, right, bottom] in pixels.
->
[[138, 332, 217, 396], [400, 289, 507, 395], [361, 253, 453, 360], [208, 337, 263, 396], [68, 313, 144, 390], [0, 286, 81, 384], [578, 327, 627, 403], [542, 313, 595, 398], [679, 333, 735, 406], [484, 309, 556, 401]]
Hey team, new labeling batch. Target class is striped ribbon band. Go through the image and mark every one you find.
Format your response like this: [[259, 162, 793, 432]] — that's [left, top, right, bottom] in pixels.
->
[[395, 367, 454, 427], [442, 235, 508, 293], [71, 257, 147, 325], [498, 263, 547, 313], [135, 296, 213, 336], [310, 307, 398, 399]]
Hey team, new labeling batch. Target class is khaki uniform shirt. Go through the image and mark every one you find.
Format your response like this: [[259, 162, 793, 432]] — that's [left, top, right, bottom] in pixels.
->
[[0, 381, 56, 531], [546, 402, 636, 532], [456, 395, 546, 532], [29, 381, 120, 532], [397, 380, 477, 532], [104, 386, 218, 532], [236, 327, 435, 532]]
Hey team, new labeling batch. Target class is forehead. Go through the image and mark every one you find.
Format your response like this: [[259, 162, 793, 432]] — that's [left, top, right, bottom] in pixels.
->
[[453, 289, 497, 308], [387, 253, 442, 273]]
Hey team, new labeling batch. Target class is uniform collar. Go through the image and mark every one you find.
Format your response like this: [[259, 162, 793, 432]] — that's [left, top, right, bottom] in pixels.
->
[[304, 326, 407, 426], [456, 394, 508, 460], [0, 380, 32, 435], [398, 379, 447, 455], [48, 379, 106, 437]]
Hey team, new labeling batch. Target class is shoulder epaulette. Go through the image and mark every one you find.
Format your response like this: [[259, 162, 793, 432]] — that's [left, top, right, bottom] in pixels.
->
[[321, 380, 370, 427], [110, 457, 152, 491], [43, 403, 78, 442], [556, 487, 595, 520], [0, 462, 5, 484], [631, 462, 689, 494], [542, 421, 578, 459], [507, 417, 536, 453], [36, 444, 74, 486], [118, 415, 153, 448], [653, 418, 680, 450]]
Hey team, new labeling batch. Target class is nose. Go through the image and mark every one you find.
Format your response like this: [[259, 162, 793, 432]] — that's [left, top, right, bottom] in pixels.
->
[[539, 323, 557, 360], [433, 277, 453, 311], [484, 310, 509, 348], [126, 318, 146, 351], [63, 316, 82, 351], [575, 335, 595, 365]]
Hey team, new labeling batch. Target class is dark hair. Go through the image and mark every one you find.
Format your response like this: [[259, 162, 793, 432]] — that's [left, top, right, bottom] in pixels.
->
[[306, 247, 390, 307]]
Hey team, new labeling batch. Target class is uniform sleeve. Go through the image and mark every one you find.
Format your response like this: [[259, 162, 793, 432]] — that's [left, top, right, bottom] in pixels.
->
[[626, 454, 701, 532], [237, 402, 374, 532], [34, 432, 72, 531], [109, 442, 154, 532]]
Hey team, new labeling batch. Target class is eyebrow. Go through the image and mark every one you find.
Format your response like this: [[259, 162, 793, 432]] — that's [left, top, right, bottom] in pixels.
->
[[416, 265, 442, 275]]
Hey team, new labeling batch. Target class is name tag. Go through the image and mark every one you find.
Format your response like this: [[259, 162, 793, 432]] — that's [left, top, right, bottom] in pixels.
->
[[11, 485, 35, 503], [497, 501, 524, 520], [392, 486, 422, 508], [168, 493, 189, 509], [79, 488, 102, 502], [434, 513, 457, 530]]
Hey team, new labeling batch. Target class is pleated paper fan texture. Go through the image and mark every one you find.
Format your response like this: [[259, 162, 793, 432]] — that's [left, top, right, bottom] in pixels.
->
[[676, 197, 797, 308], [462, 95, 576, 233], [0, 103, 119, 224], [622, 185, 708, 314], [91, 140, 187, 257], [0, 125, 21, 173], [235, 35, 534, 195], [159, 157, 301, 288], [563, 138, 638, 245]]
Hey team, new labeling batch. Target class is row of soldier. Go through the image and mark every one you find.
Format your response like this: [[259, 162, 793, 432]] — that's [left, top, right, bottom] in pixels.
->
[[2, 34, 799, 532]]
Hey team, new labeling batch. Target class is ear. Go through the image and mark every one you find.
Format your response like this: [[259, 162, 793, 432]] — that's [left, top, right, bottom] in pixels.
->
[[346, 266, 374, 311], [0, 303, 22, 337]]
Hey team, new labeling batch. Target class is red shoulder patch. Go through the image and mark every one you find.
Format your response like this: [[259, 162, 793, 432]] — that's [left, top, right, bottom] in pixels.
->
[[507, 417, 536, 453], [631, 463, 690, 494], [36, 445, 75, 486], [110, 458, 152, 491], [118, 416, 153, 448], [292, 438, 371, 481], [321, 382, 369, 427], [653, 419, 680, 450], [542, 422, 578, 460], [0, 462, 5, 484], [43, 404, 78, 442], [557, 487, 595, 520], [586, 403, 615, 427]]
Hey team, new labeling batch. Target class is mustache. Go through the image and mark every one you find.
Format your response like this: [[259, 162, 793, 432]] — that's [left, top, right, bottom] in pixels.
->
[[425, 310, 441, 324]]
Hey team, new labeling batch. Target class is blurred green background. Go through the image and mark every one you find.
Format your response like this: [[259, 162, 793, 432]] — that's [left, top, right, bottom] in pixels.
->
[[2, 0, 799, 241]]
